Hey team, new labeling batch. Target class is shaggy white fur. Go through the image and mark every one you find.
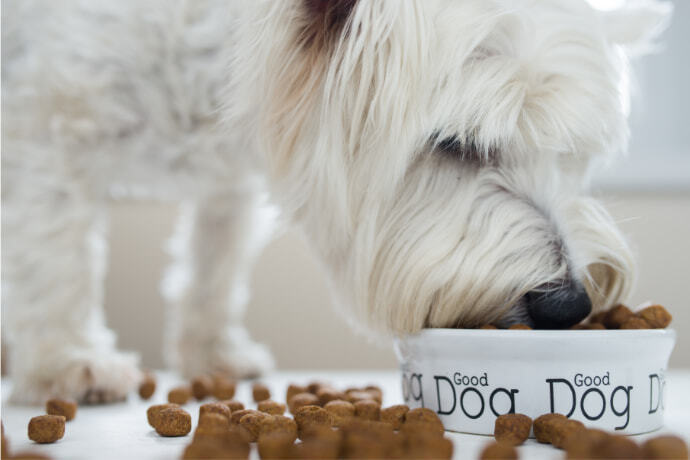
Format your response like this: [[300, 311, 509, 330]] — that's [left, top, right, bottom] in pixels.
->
[[1, 0, 670, 404]]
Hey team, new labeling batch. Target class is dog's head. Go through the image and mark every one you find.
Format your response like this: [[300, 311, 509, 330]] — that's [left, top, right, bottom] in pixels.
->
[[231, 0, 671, 333]]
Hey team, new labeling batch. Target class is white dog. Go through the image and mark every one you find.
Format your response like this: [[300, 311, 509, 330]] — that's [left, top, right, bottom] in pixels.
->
[[1, 0, 670, 404]]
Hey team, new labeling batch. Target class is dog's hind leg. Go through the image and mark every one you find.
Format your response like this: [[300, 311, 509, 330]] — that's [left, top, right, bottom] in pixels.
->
[[164, 187, 276, 379], [1, 152, 141, 405]]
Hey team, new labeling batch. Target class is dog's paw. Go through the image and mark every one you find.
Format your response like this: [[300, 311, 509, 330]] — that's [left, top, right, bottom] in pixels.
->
[[9, 348, 141, 405], [176, 338, 275, 380]]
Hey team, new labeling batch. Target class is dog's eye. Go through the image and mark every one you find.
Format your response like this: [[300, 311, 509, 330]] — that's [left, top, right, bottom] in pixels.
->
[[430, 134, 496, 166]]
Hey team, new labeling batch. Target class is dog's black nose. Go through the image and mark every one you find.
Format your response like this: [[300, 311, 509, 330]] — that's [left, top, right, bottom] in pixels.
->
[[525, 282, 592, 329]]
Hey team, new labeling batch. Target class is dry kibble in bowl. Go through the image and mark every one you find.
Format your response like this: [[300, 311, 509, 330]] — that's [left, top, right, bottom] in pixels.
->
[[138, 373, 156, 400], [621, 316, 652, 329], [253, 382, 271, 402], [638, 305, 673, 329], [380, 404, 409, 430], [257, 400, 286, 415], [494, 413, 532, 446], [603, 304, 634, 328], [46, 398, 77, 421], [480, 441, 518, 460], [28, 415, 65, 444], [167, 385, 192, 404], [154, 407, 191, 437], [191, 375, 214, 400]]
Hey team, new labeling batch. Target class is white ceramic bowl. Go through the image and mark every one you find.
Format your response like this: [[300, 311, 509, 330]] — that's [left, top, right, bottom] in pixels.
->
[[394, 328, 676, 435]]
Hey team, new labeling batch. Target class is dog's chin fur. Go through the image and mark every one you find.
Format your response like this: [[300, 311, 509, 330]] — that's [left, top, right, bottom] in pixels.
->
[[1, 0, 670, 403]]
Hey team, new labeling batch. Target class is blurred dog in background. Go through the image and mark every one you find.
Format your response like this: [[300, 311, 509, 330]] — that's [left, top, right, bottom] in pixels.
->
[[1, 0, 670, 404]]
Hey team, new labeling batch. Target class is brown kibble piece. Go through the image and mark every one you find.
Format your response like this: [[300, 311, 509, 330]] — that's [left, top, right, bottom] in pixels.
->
[[199, 402, 231, 421], [480, 324, 498, 329], [220, 399, 245, 413], [138, 373, 156, 400], [406, 431, 454, 459], [307, 381, 328, 394], [258, 400, 286, 415], [494, 413, 532, 446], [381, 404, 409, 430], [258, 431, 296, 459], [642, 435, 689, 459], [212, 375, 236, 400], [550, 419, 585, 449], [191, 375, 214, 400], [589, 310, 607, 324], [604, 304, 634, 328], [168, 385, 192, 404], [533, 413, 568, 444], [46, 398, 78, 421], [259, 415, 298, 442], [345, 391, 375, 404], [155, 407, 191, 437], [147, 403, 180, 428], [354, 400, 380, 421], [364, 385, 383, 403], [253, 382, 271, 402], [404, 408, 444, 436], [184, 430, 250, 459], [594, 434, 642, 458], [294, 406, 334, 437], [289, 392, 319, 414], [239, 412, 269, 442], [508, 324, 532, 330], [286, 384, 308, 404], [563, 428, 611, 459], [621, 316, 652, 329], [316, 388, 347, 406], [638, 305, 672, 329], [195, 413, 230, 437], [324, 400, 356, 426], [230, 409, 265, 425], [28, 415, 65, 444], [480, 441, 518, 460]]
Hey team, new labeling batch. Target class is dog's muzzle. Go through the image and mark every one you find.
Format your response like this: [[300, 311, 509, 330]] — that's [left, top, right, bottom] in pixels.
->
[[525, 281, 592, 329]]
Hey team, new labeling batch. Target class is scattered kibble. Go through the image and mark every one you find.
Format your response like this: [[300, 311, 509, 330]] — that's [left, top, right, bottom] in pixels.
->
[[28, 415, 65, 444], [45, 399, 77, 422]]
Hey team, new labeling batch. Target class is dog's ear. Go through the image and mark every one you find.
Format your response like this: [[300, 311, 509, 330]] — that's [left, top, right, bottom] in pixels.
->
[[601, 0, 672, 56], [302, 0, 358, 48]]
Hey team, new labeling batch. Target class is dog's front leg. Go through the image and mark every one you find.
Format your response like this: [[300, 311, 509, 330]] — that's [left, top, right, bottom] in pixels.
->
[[164, 189, 275, 379], [2, 165, 141, 405]]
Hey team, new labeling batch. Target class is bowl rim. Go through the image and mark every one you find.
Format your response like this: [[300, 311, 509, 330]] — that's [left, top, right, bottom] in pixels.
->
[[397, 327, 677, 340]]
